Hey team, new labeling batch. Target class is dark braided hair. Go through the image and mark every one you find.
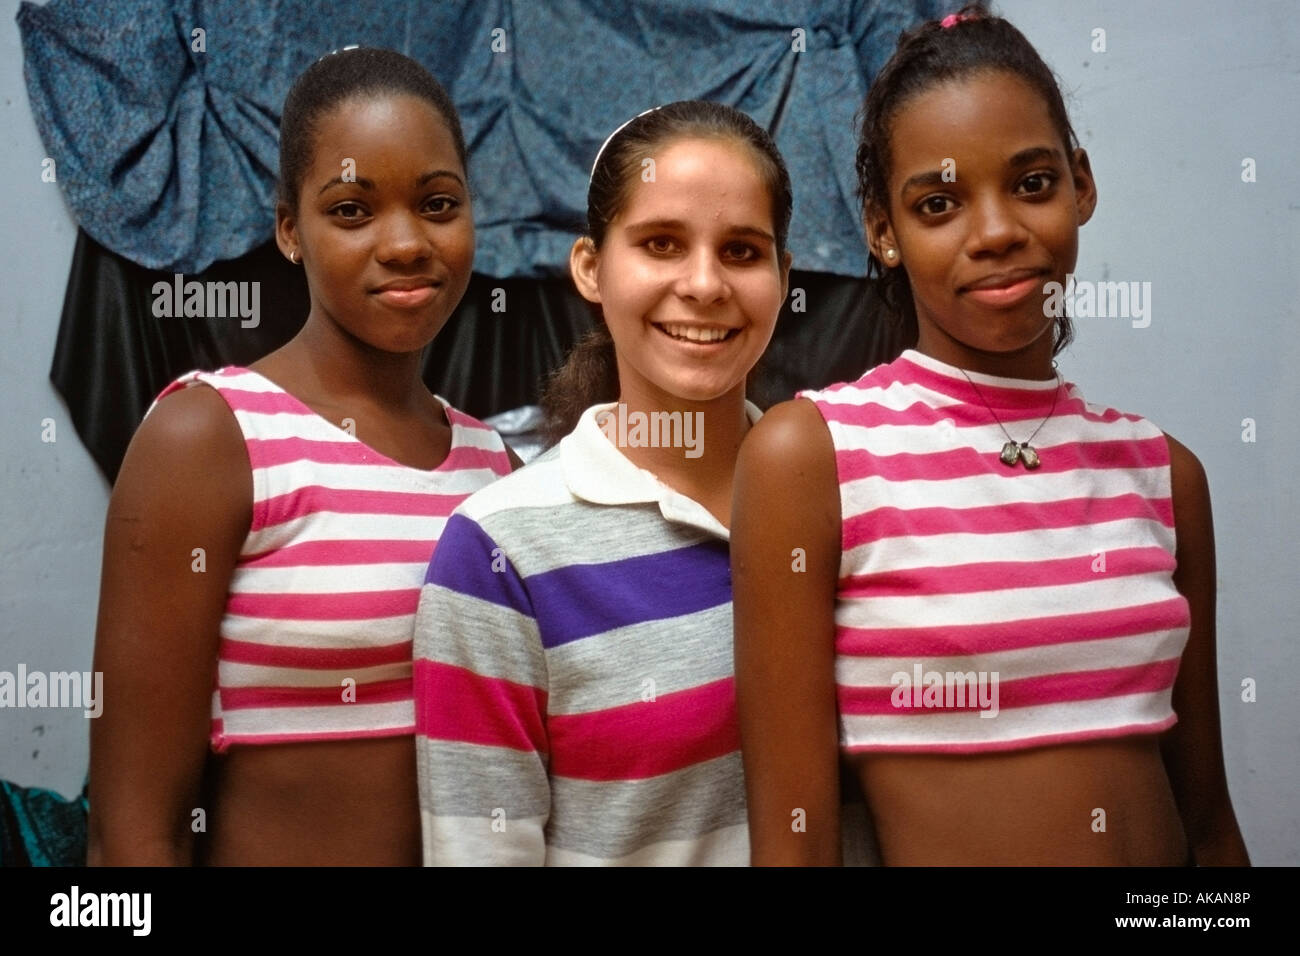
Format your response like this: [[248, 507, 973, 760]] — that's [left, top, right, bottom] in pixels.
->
[[540, 100, 793, 447], [278, 47, 467, 213], [857, 3, 1082, 354]]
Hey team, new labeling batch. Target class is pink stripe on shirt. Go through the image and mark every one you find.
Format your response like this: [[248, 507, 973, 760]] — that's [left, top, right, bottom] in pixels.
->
[[257, 485, 467, 530], [838, 658, 1182, 715], [547, 678, 740, 781], [222, 676, 412, 710], [414, 659, 549, 754], [837, 597, 1192, 658], [835, 435, 1171, 483], [221, 637, 411, 669], [840, 546, 1176, 598], [842, 494, 1176, 550], [242, 538, 437, 567], [227, 587, 418, 621]]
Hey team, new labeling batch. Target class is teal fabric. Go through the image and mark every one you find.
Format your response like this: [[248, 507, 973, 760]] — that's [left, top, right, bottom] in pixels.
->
[[0, 779, 88, 867]]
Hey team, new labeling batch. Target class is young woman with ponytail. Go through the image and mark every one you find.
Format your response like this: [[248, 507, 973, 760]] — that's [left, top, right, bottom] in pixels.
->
[[410, 100, 794, 865]]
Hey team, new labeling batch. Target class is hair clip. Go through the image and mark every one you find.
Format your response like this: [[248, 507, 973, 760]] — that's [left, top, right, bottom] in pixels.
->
[[941, 12, 973, 28]]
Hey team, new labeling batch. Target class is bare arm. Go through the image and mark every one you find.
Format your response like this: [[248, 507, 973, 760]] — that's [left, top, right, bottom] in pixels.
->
[[732, 399, 843, 865], [88, 385, 251, 865], [1158, 433, 1250, 865]]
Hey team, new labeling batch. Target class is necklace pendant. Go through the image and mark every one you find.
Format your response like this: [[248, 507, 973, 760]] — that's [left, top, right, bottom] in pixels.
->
[[999, 441, 1021, 466], [1019, 444, 1041, 469]]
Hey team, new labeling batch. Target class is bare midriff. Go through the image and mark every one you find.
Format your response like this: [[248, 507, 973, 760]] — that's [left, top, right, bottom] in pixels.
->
[[197, 736, 421, 866], [850, 735, 1188, 865]]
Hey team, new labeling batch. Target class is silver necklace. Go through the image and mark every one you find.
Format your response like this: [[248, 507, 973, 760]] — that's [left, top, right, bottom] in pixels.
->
[[958, 367, 1061, 469]]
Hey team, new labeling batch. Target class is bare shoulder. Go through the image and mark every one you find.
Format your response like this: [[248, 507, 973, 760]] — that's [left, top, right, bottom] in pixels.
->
[[734, 397, 840, 547], [130, 383, 245, 458], [739, 397, 837, 481], [112, 382, 251, 524], [1162, 432, 1211, 525]]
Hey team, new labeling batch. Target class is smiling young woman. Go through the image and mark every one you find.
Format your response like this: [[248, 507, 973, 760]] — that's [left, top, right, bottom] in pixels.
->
[[410, 101, 806, 866], [880, 73, 1092, 378], [731, 8, 1249, 867], [88, 48, 517, 866]]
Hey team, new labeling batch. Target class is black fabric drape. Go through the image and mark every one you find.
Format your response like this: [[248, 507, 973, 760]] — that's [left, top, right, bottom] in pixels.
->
[[51, 229, 905, 483]]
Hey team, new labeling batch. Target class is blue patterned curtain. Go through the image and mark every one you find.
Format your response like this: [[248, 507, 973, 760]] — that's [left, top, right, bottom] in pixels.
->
[[19, 0, 946, 278]]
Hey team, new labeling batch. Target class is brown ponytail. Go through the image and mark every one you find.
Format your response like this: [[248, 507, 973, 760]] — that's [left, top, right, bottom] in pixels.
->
[[539, 322, 619, 448]]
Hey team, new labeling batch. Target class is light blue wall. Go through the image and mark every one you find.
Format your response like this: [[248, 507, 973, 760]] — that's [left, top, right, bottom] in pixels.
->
[[0, 0, 105, 798], [1, 0, 1295, 862], [998, 0, 1300, 865]]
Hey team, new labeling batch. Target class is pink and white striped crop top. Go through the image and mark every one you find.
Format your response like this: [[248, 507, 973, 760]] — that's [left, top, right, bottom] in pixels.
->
[[798, 350, 1191, 754], [150, 367, 513, 752]]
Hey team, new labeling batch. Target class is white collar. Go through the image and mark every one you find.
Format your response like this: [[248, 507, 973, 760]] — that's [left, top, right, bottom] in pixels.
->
[[560, 399, 763, 540]]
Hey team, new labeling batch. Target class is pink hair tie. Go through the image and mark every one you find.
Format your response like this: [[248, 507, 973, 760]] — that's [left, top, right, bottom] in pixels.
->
[[941, 13, 968, 28]]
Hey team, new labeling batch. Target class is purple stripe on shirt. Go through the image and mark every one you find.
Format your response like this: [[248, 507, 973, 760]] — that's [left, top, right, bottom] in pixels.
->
[[530, 540, 730, 648], [425, 513, 533, 616]]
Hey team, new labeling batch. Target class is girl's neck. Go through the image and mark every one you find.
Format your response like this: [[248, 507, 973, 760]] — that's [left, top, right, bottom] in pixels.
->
[[915, 327, 1057, 381], [611, 382, 753, 529], [277, 310, 431, 411]]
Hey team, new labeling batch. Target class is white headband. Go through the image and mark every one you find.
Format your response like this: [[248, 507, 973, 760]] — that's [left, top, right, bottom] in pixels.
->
[[590, 106, 663, 182]]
